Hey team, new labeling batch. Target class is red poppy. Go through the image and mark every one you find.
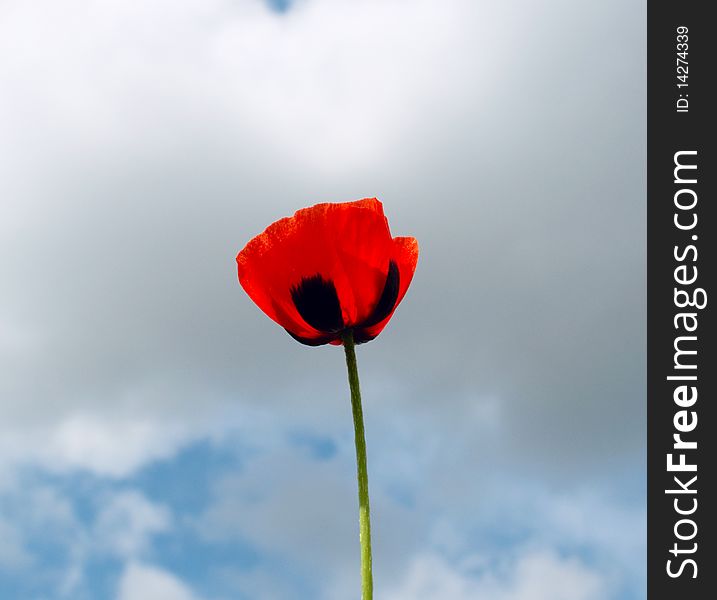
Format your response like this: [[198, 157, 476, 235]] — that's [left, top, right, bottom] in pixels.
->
[[236, 198, 418, 346]]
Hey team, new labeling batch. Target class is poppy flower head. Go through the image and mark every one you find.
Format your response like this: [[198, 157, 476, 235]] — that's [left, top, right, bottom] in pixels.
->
[[236, 198, 418, 346]]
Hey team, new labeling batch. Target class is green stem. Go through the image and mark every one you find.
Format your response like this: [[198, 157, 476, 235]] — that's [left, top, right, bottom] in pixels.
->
[[342, 329, 373, 600]]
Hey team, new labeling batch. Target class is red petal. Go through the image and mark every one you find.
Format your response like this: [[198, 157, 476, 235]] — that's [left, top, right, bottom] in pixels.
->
[[357, 236, 419, 340], [326, 200, 395, 325], [236, 198, 396, 339]]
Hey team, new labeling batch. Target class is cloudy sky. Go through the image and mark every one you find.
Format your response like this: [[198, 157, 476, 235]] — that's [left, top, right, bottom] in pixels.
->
[[0, 1, 645, 599]]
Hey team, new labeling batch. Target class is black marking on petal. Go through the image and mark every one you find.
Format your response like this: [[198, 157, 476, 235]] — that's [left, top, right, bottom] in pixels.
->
[[290, 274, 344, 333], [361, 260, 400, 328], [285, 329, 338, 346], [353, 328, 377, 344]]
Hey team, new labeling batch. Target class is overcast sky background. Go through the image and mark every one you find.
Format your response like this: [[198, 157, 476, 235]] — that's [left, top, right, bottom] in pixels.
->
[[1, 1, 645, 598]]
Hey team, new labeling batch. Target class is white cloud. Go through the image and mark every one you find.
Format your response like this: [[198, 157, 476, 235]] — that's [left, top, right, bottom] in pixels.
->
[[385, 549, 605, 600], [0, 474, 178, 596], [0, 414, 202, 478], [203, 0, 503, 171], [193, 427, 644, 598], [196, 443, 420, 576], [94, 490, 172, 558], [0, 478, 87, 593], [117, 562, 201, 600], [47, 416, 189, 477], [0, 0, 512, 174]]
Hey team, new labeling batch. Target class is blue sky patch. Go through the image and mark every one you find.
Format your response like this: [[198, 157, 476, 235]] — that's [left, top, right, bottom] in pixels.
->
[[265, 0, 295, 14]]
